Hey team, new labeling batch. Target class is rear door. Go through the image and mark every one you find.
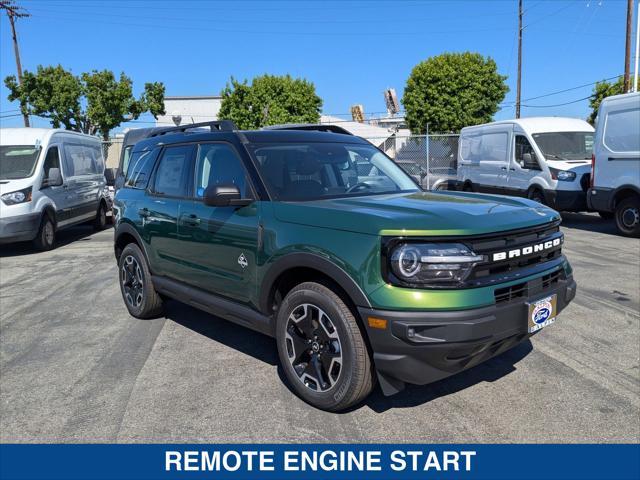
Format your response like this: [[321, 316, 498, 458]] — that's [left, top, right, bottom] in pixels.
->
[[143, 144, 195, 278], [61, 141, 100, 225], [175, 141, 260, 305], [476, 128, 510, 193]]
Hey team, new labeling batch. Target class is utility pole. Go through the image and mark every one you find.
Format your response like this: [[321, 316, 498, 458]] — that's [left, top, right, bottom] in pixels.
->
[[634, 1, 639, 92], [1, 0, 30, 127], [624, 0, 633, 92], [516, 0, 523, 119]]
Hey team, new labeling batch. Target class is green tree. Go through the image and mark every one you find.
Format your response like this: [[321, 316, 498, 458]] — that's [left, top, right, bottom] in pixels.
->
[[587, 76, 624, 125], [402, 52, 509, 134], [218, 74, 322, 129], [5, 65, 166, 140]]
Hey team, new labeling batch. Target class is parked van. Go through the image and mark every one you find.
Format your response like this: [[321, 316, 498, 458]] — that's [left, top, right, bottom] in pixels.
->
[[457, 117, 594, 211], [0, 128, 109, 250], [587, 92, 640, 237]]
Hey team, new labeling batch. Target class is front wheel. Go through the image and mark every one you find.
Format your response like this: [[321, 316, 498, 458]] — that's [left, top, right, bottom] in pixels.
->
[[276, 282, 374, 411], [615, 197, 640, 238], [118, 243, 164, 318], [94, 202, 107, 231], [32, 214, 55, 251]]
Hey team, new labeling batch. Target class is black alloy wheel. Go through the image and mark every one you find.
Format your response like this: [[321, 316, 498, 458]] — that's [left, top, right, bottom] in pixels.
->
[[121, 254, 144, 309], [118, 243, 164, 318]]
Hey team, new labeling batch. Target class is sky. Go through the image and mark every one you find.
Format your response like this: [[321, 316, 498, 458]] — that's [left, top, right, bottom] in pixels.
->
[[0, 0, 636, 134]]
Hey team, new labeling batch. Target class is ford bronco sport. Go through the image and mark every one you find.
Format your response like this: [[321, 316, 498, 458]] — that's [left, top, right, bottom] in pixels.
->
[[113, 121, 576, 411]]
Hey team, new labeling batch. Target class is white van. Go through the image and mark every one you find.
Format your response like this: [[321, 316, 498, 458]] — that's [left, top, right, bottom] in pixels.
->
[[0, 128, 109, 250], [587, 92, 640, 237], [457, 117, 594, 211]]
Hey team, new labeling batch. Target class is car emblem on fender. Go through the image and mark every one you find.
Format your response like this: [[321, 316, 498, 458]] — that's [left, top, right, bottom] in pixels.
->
[[237, 253, 248, 269]]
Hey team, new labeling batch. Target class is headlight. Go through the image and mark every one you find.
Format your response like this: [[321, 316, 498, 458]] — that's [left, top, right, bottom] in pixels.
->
[[550, 168, 576, 181], [1, 187, 32, 205], [388, 242, 484, 287]]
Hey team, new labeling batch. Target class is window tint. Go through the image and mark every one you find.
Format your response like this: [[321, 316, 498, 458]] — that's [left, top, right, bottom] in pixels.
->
[[42, 146, 61, 183], [121, 146, 133, 175], [194, 144, 248, 198], [604, 108, 640, 153], [460, 132, 508, 163], [152, 145, 193, 197], [125, 149, 159, 189], [515, 135, 539, 165]]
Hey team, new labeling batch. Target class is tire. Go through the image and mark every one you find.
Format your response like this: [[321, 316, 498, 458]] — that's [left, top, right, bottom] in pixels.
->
[[276, 282, 374, 411], [118, 243, 164, 318], [93, 201, 107, 231], [614, 197, 640, 238], [32, 214, 55, 251], [528, 188, 546, 205], [597, 211, 614, 220], [463, 182, 473, 192]]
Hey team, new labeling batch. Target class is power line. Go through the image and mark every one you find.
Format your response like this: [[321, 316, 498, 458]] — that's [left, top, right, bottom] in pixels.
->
[[521, 95, 593, 108]]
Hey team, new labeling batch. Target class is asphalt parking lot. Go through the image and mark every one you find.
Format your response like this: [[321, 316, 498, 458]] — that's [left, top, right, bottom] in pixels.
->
[[1, 213, 638, 443]]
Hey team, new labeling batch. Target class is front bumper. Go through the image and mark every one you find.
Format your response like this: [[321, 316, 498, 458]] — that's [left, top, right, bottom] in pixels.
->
[[543, 189, 587, 212], [0, 213, 40, 244], [359, 272, 576, 395]]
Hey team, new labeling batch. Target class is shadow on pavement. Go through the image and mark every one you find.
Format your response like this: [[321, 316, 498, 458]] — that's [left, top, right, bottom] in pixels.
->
[[560, 212, 618, 236], [163, 299, 279, 366], [363, 339, 533, 413], [164, 298, 534, 413], [0, 224, 112, 258]]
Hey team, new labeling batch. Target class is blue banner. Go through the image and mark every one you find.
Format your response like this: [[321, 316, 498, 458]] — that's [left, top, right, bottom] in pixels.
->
[[0, 444, 638, 480]]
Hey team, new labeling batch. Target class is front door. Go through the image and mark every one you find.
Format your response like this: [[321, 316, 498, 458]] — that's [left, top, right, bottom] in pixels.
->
[[176, 142, 260, 306], [508, 134, 542, 196], [40, 145, 69, 217]]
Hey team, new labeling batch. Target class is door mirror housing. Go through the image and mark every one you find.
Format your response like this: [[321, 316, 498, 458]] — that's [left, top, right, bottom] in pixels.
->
[[43, 168, 63, 187], [521, 153, 540, 170], [104, 167, 117, 187], [203, 184, 252, 207]]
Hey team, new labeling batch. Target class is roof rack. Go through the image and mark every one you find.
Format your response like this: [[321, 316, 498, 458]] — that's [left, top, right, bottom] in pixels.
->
[[149, 120, 237, 137], [262, 124, 354, 136]]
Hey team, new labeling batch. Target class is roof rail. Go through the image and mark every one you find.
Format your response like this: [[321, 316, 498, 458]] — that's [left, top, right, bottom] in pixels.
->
[[149, 120, 237, 137], [262, 124, 354, 136]]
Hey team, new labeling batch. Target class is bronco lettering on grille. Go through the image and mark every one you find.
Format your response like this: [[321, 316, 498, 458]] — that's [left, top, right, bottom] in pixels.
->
[[492, 237, 562, 262]]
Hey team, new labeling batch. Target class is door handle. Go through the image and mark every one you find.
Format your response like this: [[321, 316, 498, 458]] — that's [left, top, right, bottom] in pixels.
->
[[138, 208, 150, 218], [180, 213, 201, 226]]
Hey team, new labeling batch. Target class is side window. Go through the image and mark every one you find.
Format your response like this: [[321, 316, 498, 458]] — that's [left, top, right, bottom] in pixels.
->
[[63, 143, 95, 176], [515, 135, 539, 168], [125, 149, 159, 189], [604, 108, 640, 153], [460, 132, 508, 164], [121, 146, 133, 175], [42, 146, 61, 183], [194, 144, 249, 198], [152, 145, 193, 197]]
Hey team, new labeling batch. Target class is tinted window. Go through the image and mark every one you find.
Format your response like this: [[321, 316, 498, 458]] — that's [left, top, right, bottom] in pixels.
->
[[42, 146, 61, 182], [125, 149, 159, 189], [121, 146, 133, 175], [194, 144, 249, 198], [152, 145, 193, 197], [604, 108, 640, 153], [63, 143, 102, 176]]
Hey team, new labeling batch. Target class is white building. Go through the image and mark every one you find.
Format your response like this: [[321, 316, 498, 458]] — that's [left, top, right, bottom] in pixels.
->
[[155, 95, 222, 127]]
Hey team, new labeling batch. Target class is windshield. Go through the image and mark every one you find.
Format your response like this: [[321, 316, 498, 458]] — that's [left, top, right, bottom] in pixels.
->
[[0, 145, 41, 180], [532, 132, 593, 161], [249, 142, 419, 201]]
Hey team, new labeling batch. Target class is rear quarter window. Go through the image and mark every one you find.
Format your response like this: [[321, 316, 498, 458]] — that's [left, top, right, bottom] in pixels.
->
[[604, 107, 640, 153], [124, 148, 160, 189]]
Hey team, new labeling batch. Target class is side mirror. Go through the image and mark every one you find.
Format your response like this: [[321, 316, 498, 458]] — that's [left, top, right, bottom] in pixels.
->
[[43, 167, 63, 187], [521, 153, 540, 170], [203, 184, 251, 207], [104, 168, 117, 187]]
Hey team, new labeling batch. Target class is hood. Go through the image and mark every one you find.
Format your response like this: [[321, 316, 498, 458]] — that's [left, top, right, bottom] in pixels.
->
[[547, 159, 591, 173], [273, 191, 560, 236], [0, 177, 35, 195]]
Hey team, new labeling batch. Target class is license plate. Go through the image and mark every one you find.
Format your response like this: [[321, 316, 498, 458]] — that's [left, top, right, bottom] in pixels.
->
[[527, 294, 557, 333]]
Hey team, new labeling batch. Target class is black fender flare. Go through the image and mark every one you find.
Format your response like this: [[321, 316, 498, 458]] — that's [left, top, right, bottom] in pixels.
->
[[114, 222, 151, 266], [41, 204, 57, 228], [259, 252, 372, 313]]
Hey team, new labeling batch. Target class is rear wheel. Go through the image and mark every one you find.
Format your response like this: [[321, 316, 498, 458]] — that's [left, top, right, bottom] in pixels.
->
[[93, 202, 107, 231], [614, 197, 640, 238], [276, 282, 374, 411], [32, 214, 55, 251], [118, 243, 164, 318]]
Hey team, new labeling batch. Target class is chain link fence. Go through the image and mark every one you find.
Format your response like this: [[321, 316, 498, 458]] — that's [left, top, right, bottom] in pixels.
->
[[365, 134, 459, 190]]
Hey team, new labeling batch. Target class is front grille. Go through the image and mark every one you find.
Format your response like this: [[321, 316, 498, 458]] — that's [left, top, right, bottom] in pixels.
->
[[466, 221, 564, 284], [494, 267, 563, 304]]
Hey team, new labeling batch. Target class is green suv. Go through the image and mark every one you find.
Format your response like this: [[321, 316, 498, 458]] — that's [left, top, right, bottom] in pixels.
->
[[113, 121, 576, 411]]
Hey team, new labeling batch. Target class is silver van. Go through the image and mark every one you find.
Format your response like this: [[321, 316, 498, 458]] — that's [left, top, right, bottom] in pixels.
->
[[0, 128, 109, 250]]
